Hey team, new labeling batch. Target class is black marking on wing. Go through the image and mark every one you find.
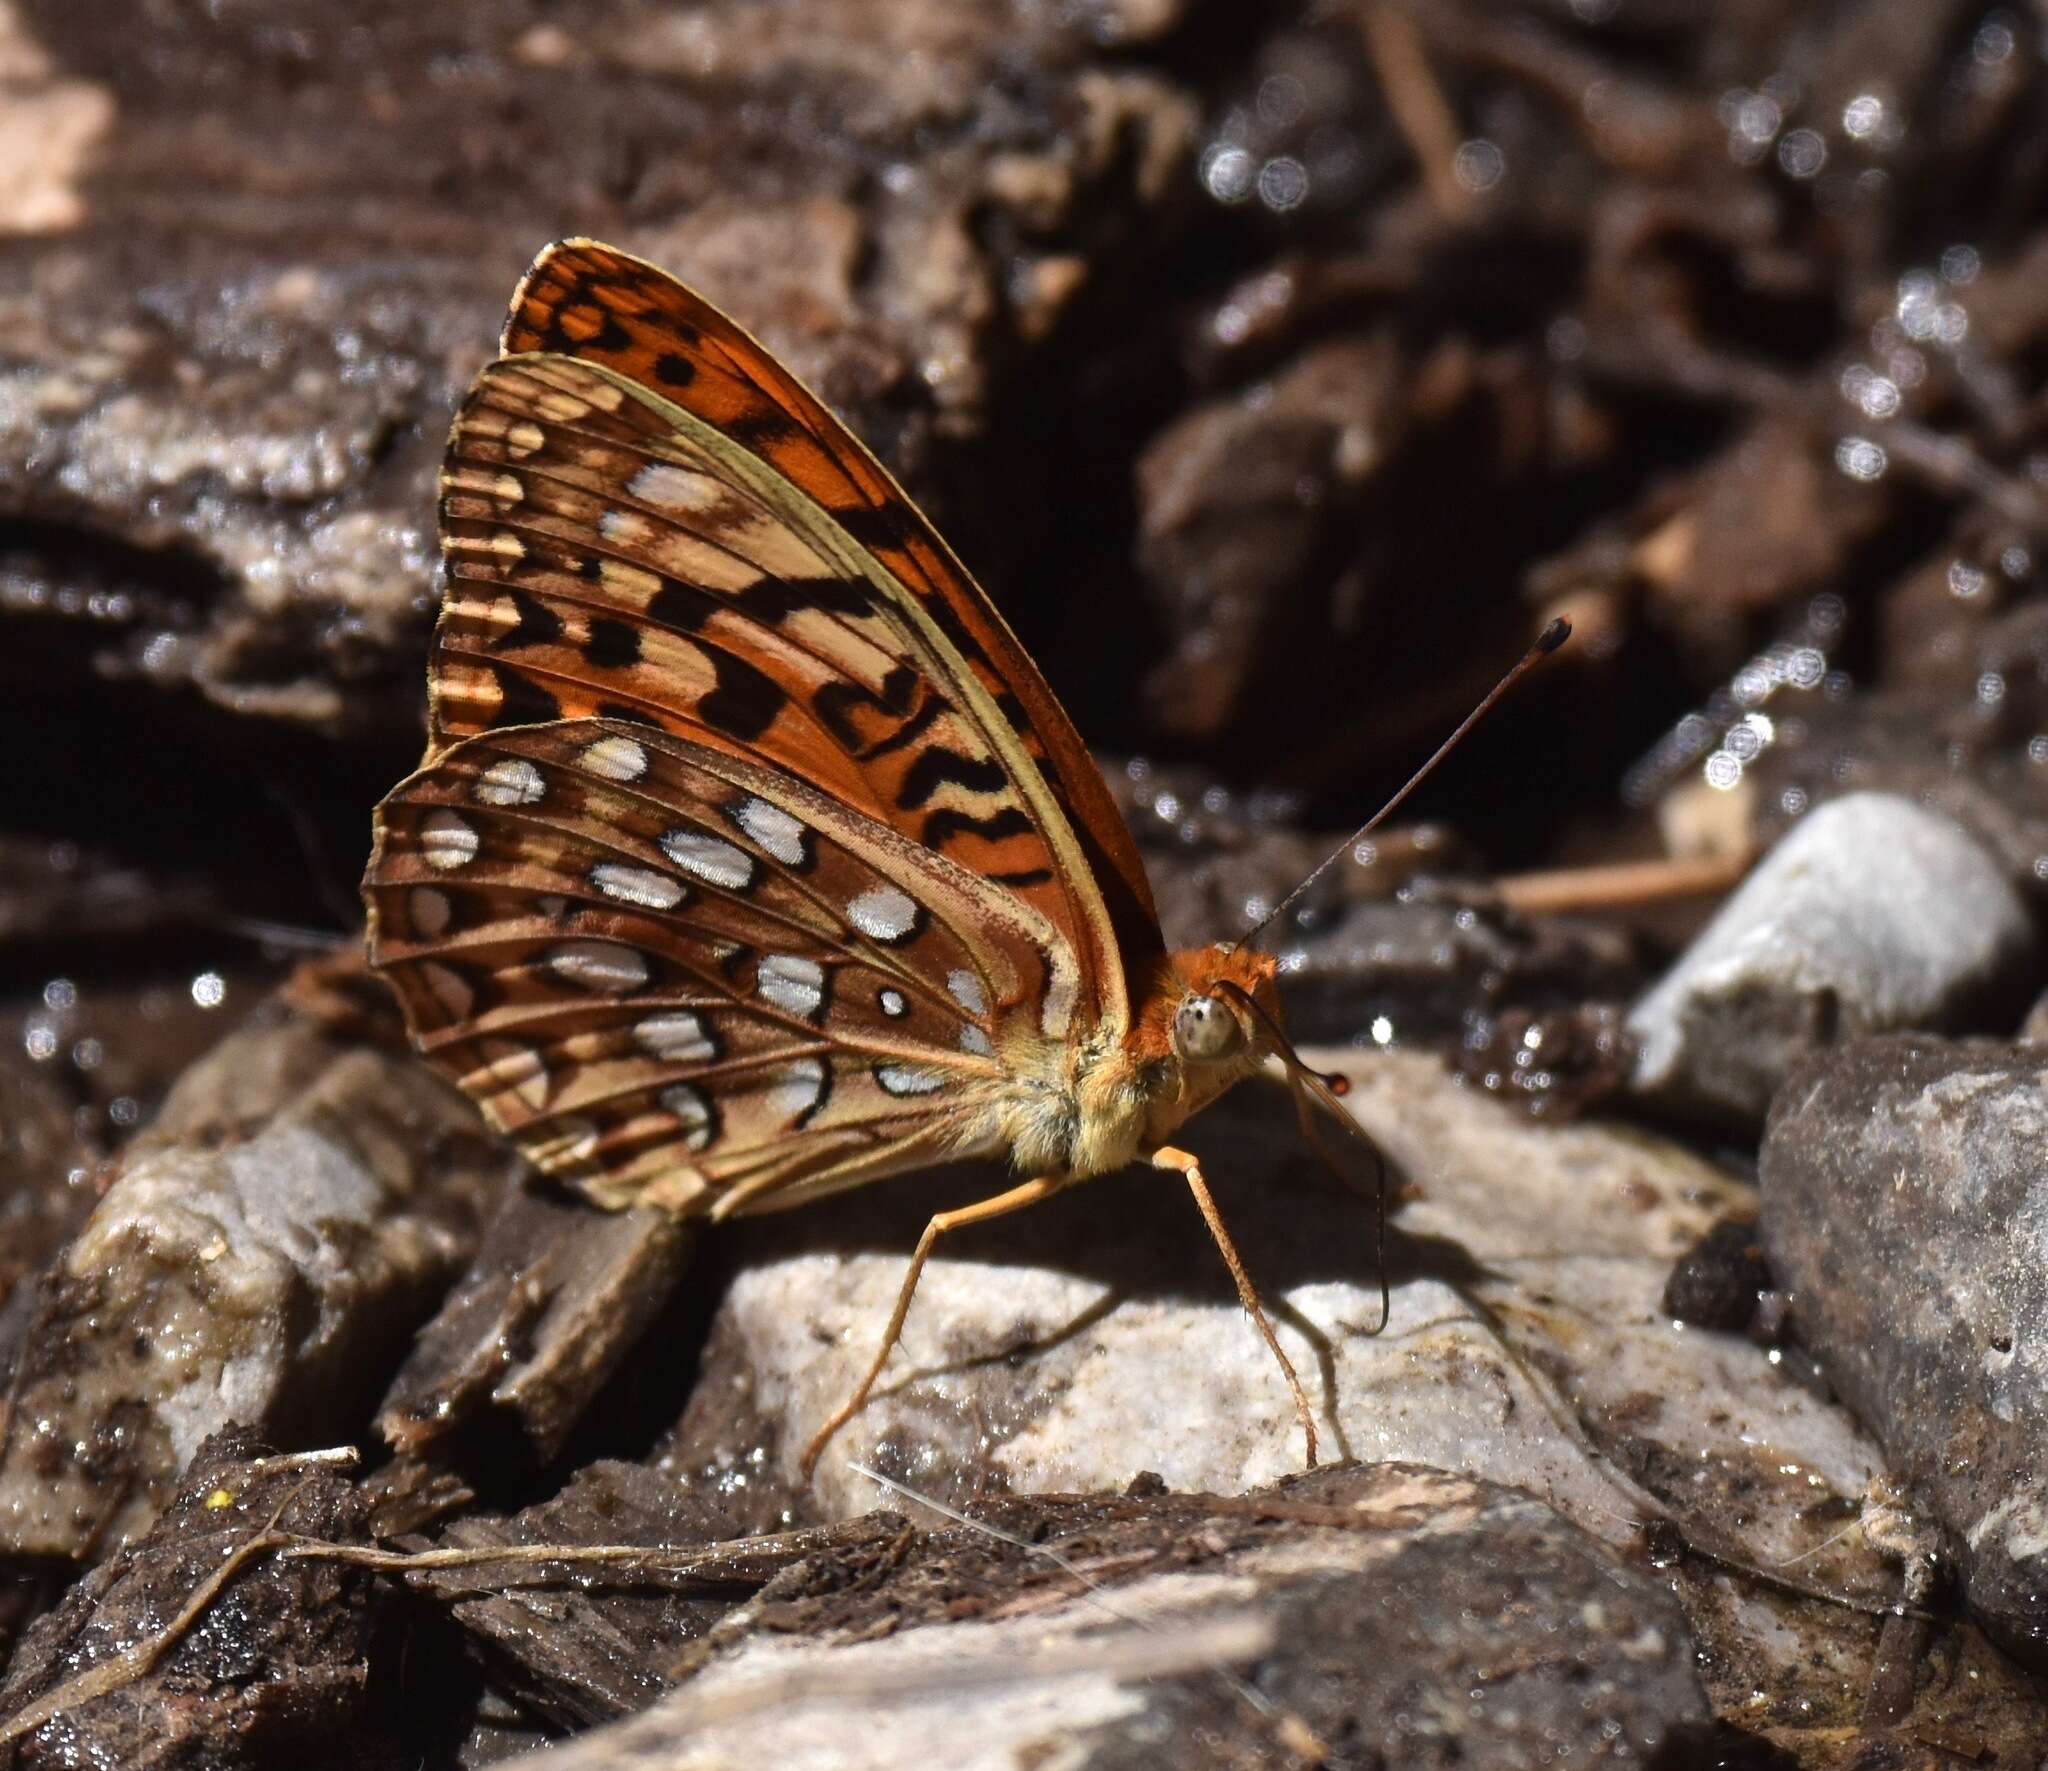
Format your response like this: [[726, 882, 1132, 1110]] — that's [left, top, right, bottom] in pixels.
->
[[645, 578, 711, 634], [920, 806, 1035, 847], [993, 689, 1031, 733], [585, 618, 641, 669], [895, 746, 1011, 809], [697, 649, 786, 742], [645, 574, 872, 637], [795, 1061, 832, 1128], [860, 695, 945, 760], [725, 409, 801, 449], [834, 502, 921, 552], [812, 667, 925, 754], [491, 666, 563, 727], [492, 589, 564, 651]]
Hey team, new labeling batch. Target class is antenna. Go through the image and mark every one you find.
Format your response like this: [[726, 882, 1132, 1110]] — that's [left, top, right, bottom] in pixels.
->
[[1241, 616, 1571, 947]]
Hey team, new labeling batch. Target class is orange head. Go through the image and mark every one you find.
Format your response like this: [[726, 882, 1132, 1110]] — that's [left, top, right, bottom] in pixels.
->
[[1128, 943, 1286, 1121]]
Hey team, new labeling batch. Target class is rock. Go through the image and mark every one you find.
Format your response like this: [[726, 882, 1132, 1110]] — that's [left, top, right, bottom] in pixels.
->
[[1627, 792, 2036, 1125], [1089, 763, 1645, 1052], [1134, 332, 1408, 745], [0, 0, 1198, 747], [1131, 329, 1567, 781], [687, 1049, 1883, 1580], [0, 1429, 379, 1769], [1620, 412, 1899, 668], [1663, 1216, 1768, 1334], [0, 1018, 504, 1560], [1760, 1035, 2048, 1663], [523, 1463, 1714, 1771], [1740, 691, 2048, 907], [1449, 1000, 1633, 1120]]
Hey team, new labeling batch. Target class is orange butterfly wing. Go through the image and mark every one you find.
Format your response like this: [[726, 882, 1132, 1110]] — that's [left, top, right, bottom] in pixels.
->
[[370, 238, 1179, 1216]]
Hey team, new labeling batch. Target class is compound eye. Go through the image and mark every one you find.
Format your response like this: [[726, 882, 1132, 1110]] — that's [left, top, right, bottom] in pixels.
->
[[1173, 993, 1242, 1062]]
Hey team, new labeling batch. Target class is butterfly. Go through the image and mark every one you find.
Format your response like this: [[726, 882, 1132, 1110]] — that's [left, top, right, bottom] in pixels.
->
[[363, 238, 1517, 1479]]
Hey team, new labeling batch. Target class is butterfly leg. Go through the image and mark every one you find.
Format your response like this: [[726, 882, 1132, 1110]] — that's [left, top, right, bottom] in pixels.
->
[[799, 1173, 1067, 1479], [1151, 1145, 1319, 1469]]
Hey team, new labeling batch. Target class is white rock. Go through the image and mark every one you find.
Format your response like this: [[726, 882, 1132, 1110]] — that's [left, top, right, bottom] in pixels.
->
[[1627, 791, 2036, 1124], [699, 1050, 1881, 1566]]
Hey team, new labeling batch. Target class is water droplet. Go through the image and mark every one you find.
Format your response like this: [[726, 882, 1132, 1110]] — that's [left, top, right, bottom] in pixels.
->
[[1200, 143, 1256, 204], [1257, 156, 1309, 212], [1722, 88, 1782, 162], [42, 978, 76, 1011], [1256, 73, 1307, 129], [1972, 19, 2015, 64], [1840, 363, 1900, 418], [1834, 436, 1887, 481], [1451, 139, 1504, 193], [1841, 93, 1885, 139], [191, 972, 227, 1009], [1940, 244, 1981, 285], [1777, 128, 1826, 178]]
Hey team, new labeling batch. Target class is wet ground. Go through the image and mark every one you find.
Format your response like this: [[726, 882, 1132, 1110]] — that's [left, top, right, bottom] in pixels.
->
[[4, 0, 2048, 1764]]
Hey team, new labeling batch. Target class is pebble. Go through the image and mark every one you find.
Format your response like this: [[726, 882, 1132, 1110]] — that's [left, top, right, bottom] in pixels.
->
[[1627, 792, 2037, 1125]]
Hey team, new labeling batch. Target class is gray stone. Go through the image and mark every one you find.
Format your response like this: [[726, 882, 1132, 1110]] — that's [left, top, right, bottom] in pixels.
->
[[671, 1047, 2048, 1753], [0, 1020, 501, 1558], [0, 0, 1196, 742], [1761, 1035, 2048, 1662], [1627, 792, 2036, 1124]]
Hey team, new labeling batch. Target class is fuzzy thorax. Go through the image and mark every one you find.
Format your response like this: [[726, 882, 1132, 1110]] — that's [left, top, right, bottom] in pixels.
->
[[986, 943, 1283, 1182]]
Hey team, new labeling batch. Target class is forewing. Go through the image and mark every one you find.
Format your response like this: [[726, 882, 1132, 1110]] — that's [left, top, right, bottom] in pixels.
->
[[366, 718, 1060, 1217], [436, 237, 1163, 1021]]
